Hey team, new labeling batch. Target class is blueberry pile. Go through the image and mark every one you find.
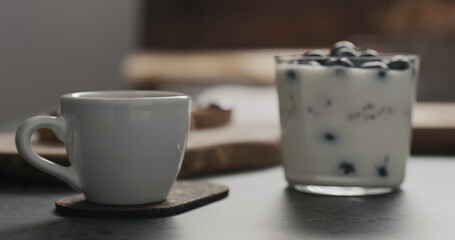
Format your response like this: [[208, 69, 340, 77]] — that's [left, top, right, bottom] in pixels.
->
[[301, 41, 412, 71]]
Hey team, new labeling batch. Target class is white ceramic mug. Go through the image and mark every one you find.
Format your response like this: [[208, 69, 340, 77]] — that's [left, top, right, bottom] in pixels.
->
[[16, 91, 191, 205]]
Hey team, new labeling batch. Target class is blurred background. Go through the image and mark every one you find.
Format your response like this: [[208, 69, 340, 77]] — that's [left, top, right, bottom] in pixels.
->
[[1, 0, 455, 131]]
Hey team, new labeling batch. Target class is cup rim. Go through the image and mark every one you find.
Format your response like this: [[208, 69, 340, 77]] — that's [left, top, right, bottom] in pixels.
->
[[275, 53, 420, 62], [61, 90, 189, 100]]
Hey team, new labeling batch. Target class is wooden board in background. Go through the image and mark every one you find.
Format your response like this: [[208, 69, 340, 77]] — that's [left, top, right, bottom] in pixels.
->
[[412, 103, 455, 154], [1, 102, 454, 183], [0, 122, 281, 182], [123, 50, 301, 88]]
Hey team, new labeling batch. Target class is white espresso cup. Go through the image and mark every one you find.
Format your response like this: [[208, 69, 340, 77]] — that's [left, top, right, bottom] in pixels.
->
[[16, 91, 190, 205]]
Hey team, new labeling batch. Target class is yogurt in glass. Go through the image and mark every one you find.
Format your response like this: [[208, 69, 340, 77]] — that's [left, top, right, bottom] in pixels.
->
[[276, 41, 419, 196]]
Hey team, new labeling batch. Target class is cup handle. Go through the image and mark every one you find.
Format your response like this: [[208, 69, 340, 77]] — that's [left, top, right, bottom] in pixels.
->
[[15, 116, 81, 191]]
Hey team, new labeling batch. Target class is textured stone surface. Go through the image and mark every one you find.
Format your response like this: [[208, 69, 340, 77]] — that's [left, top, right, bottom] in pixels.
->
[[1, 158, 455, 239]]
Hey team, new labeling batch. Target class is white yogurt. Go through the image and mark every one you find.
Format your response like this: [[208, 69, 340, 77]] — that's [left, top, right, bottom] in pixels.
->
[[276, 62, 417, 188]]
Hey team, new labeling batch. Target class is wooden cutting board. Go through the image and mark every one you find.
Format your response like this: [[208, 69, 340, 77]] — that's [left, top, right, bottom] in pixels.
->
[[412, 103, 455, 154], [123, 50, 302, 88], [1, 102, 454, 183], [0, 121, 281, 182]]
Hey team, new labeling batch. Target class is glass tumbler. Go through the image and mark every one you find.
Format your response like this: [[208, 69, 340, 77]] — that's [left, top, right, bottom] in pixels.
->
[[276, 54, 419, 196]]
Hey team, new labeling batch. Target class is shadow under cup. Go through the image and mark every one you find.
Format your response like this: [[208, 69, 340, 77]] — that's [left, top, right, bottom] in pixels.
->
[[17, 91, 191, 205], [275, 54, 419, 196]]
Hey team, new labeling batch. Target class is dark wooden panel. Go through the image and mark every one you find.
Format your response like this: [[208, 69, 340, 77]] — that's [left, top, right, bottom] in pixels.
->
[[143, 0, 393, 49]]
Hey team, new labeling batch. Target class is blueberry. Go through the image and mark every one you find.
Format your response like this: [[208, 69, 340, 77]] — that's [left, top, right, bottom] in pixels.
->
[[296, 60, 321, 66], [361, 61, 389, 78], [323, 132, 337, 142], [325, 57, 354, 68], [339, 162, 355, 175], [289, 59, 299, 64], [303, 49, 326, 57], [350, 59, 368, 68], [303, 50, 327, 65], [333, 41, 356, 49], [361, 61, 388, 69], [333, 47, 359, 57], [359, 49, 379, 57], [331, 41, 355, 56], [307, 60, 321, 66], [334, 68, 346, 77], [388, 55, 411, 70], [377, 166, 388, 177], [377, 69, 388, 78], [285, 70, 297, 80]]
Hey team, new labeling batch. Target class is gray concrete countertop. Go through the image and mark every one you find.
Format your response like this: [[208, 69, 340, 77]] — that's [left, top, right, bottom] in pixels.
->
[[1, 157, 454, 240]]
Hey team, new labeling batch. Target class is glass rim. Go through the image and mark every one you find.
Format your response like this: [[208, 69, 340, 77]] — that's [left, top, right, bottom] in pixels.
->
[[275, 53, 420, 62]]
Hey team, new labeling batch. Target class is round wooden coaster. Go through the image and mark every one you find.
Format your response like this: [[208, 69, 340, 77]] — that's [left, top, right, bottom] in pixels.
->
[[55, 181, 228, 218]]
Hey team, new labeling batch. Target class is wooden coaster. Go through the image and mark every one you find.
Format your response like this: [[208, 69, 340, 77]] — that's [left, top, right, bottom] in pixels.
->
[[55, 181, 228, 218]]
